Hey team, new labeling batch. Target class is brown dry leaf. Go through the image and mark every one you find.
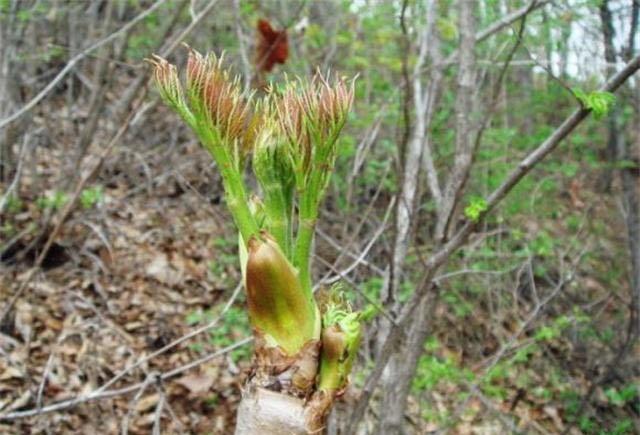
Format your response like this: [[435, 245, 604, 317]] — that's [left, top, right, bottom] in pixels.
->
[[175, 372, 215, 395], [543, 405, 564, 430], [146, 254, 183, 287], [14, 300, 33, 343], [171, 254, 205, 281], [0, 366, 24, 380], [135, 393, 160, 412], [569, 179, 585, 209], [583, 277, 606, 293], [99, 246, 114, 268], [7, 390, 31, 411], [43, 316, 63, 331]]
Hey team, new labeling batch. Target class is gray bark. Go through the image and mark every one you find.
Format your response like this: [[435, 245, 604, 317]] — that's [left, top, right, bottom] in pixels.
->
[[347, 52, 640, 435], [435, 0, 477, 242], [378, 0, 475, 434], [600, 0, 640, 345], [0, 0, 23, 182]]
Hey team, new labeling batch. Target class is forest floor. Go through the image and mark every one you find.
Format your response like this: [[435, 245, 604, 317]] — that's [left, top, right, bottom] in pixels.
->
[[1, 111, 638, 434], [0, 132, 254, 433]]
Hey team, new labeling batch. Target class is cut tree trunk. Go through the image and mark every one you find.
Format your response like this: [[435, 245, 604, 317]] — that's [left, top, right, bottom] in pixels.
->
[[235, 388, 309, 434]]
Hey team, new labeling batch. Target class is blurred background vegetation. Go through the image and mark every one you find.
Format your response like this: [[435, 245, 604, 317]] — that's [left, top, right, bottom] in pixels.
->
[[0, 0, 638, 434]]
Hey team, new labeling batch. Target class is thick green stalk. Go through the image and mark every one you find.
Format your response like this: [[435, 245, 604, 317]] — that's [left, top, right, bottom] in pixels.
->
[[224, 170, 260, 243], [293, 156, 327, 295], [318, 350, 341, 392], [294, 213, 316, 295], [293, 166, 320, 295], [197, 125, 259, 243], [263, 187, 291, 258]]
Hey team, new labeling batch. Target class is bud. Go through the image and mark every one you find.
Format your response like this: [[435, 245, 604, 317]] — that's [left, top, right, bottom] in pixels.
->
[[147, 54, 187, 113], [317, 298, 362, 393], [184, 47, 254, 159], [245, 231, 319, 355], [276, 74, 354, 174]]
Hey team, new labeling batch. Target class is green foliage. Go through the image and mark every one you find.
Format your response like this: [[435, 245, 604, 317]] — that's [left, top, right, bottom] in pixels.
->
[[36, 191, 68, 210], [573, 88, 616, 119], [3, 194, 23, 214], [464, 196, 488, 222], [442, 289, 473, 317], [342, 277, 385, 321], [436, 17, 458, 41], [208, 236, 239, 286], [185, 305, 251, 363], [530, 230, 555, 257], [610, 419, 635, 435], [605, 384, 638, 407], [414, 338, 473, 392], [318, 293, 362, 392], [80, 185, 104, 209]]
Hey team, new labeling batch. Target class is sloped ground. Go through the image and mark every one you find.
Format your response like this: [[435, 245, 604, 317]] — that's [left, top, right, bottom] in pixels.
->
[[1, 131, 253, 433], [1, 103, 638, 435]]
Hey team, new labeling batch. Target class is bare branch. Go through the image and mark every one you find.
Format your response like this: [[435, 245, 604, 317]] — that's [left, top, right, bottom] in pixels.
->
[[435, 0, 477, 242], [439, 0, 550, 67], [0, 107, 139, 324], [347, 52, 640, 433], [0, 338, 251, 420], [0, 0, 168, 130]]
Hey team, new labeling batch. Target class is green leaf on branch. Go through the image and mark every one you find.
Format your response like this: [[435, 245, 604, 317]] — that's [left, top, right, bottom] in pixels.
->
[[464, 196, 488, 222], [436, 17, 458, 41], [572, 88, 616, 119]]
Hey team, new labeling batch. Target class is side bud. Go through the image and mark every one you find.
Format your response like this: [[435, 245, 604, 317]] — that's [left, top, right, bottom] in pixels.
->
[[317, 303, 361, 393], [306, 292, 362, 431]]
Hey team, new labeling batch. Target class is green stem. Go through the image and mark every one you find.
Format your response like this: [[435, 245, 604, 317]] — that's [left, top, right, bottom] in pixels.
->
[[294, 212, 316, 296], [197, 125, 258, 243], [293, 167, 323, 301], [263, 184, 291, 258], [223, 170, 259, 243], [318, 356, 341, 392]]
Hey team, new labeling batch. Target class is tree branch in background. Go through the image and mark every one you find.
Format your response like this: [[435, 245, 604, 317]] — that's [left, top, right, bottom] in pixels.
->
[[558, 5, 640, 432], [434, 0, 477, 242], [439, 0, 550, 67], [378, 4, 442, 428], [0, 338, 252, 420], [0, 0, 168, 130], [0, 0, 220, 326], [347, 52, 640, 434], [626, 0, 638, 60]]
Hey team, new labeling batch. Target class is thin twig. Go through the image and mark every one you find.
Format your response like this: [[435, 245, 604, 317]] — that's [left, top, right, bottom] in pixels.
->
[[0, 337, 251, 420], [346, 53, 640, 433], [317, 196, 395, 286], [121, 372, 158, 435], [0, 131, 34, 213], [0, 0, 167, 129], [92, 282, 243, 396], [0, 107, 139, 324]]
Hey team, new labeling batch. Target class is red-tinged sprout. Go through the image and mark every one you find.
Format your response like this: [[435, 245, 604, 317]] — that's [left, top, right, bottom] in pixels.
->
[[184, 47, 253, 154], [276, 74, 354, 175], [148, 54, 185, 110]]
